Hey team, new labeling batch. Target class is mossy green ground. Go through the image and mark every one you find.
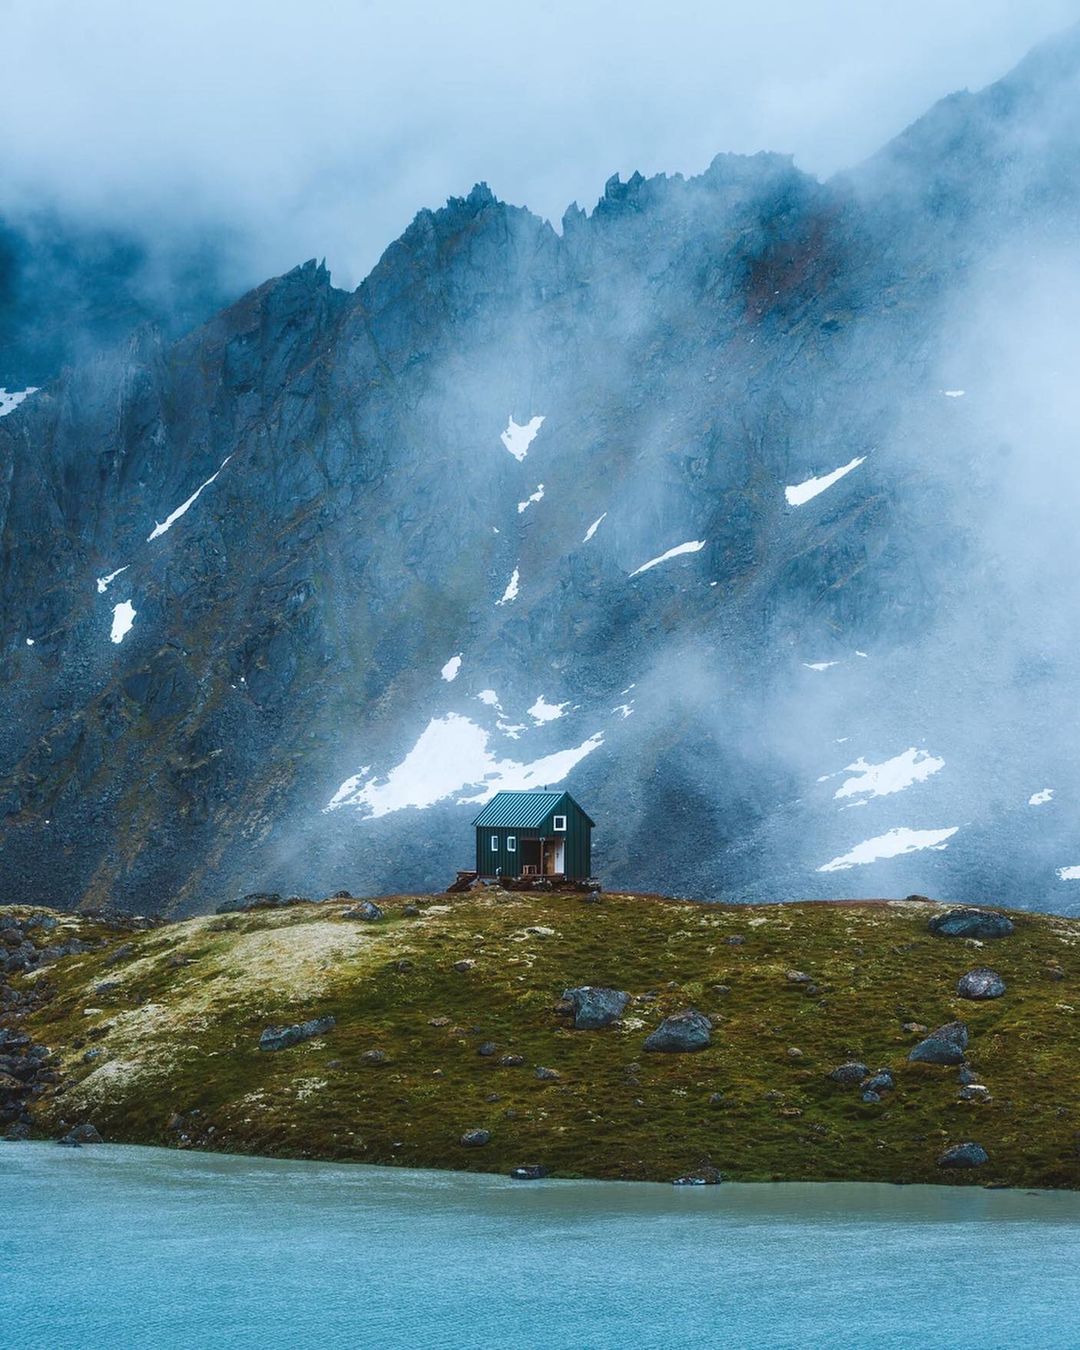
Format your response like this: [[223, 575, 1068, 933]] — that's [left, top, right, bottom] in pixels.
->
[[8, 893, 1080, 1186]]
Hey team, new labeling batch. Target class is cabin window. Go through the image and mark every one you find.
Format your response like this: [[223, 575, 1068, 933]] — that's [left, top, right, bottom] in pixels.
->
[[507, 837, 516, 852], [491, 836, 499, 852], [553, 815, 567, 832]]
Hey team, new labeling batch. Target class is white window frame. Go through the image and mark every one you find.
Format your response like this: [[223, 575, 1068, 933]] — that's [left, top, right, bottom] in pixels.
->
[[553, 815, 567, 832], [507, 836, 516, 852], [491, 836, 499, 852]]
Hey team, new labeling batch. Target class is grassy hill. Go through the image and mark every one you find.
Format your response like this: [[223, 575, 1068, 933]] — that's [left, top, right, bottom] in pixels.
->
[[4, 891, 1080, 1187]]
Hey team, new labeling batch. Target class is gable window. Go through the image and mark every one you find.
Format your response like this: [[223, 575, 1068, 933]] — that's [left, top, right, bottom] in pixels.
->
[[491, 836, 499, 852], [507, 837, 517, 852], [553, 815, 567, 832]]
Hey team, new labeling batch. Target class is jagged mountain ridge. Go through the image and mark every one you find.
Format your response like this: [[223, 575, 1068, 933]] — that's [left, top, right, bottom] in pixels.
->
[[3, 26, 1080, 914]]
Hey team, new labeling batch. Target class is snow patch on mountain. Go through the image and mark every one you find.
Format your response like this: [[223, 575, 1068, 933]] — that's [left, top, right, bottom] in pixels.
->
[[477, 689, 500, 708], [1029, 788, 1054, 806], [147, 456, 231, 542], [818, 825, 959, 872], [834, 748, 945, 802], [500, 415, 544, 461], [110, 601, 136, 644], [629, 540, 706, 577], [441, 654, 462, 682], [785, 456, 865, 506], [96, 566, 130, 594], [496, 569, 520, 605], [1057, 866, 1080, 881], [803, 661, 839, 672], [517, 484, 544, 514], [583, 513, 607, 542], [325, 712, 602, 817], [528, 696, 567, 724], [0, 387, 39, 417]]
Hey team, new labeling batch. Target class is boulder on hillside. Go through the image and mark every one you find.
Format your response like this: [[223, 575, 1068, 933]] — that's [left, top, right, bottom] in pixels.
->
[[61, 1122, 103, 1145], [938, 1141, 989, 1169], [643, 1009, 712, 1053], [828, 1061, 870, 1086], [258, 1015, 336, 1052], [909, 1021, 969, 1065], [342, 901, 383, 922], [957, 968, 1006, 999], [672, 1165, 723, 1186], [927, 908, 1015, 939], [561, 986, 630, 1030], [510, 1165, 550, 1180], [460, 1129, 491, 1148]]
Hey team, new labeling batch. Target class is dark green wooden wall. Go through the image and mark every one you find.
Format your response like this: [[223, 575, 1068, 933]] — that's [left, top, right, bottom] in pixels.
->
[[475, 797, 592, 879]]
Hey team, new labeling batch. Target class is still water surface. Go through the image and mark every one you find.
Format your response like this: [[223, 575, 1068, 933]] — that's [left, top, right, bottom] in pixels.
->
[[4, 1143, 1080, 1348]]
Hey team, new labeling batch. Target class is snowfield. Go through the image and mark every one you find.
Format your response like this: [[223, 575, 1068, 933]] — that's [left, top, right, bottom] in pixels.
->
[[500, 415, 544, 461], [325, 712, 603, 816], [818, 825, 960, 872], [785, 456, 865, 506], [0, 387, 39, 417], [110, 601, 136, 644], [496, 569, 520, 605], [147, 456, 231, 542], [834, 748, 945, 802], [629, 540, 705, 577]]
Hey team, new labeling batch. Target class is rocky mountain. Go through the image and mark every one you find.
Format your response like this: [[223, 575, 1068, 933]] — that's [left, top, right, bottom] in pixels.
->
[[3, 27, 1080, 915]]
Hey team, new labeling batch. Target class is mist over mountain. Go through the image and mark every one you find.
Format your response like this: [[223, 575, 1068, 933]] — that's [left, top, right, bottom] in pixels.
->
[[3, 25, 1080, 916]]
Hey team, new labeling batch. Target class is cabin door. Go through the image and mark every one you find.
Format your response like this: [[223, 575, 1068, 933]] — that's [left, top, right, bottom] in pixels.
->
[[543, 839, 565, 875]]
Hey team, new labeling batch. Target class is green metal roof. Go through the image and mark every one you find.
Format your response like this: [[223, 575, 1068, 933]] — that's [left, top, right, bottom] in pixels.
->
[[472, 790, 590, 829]]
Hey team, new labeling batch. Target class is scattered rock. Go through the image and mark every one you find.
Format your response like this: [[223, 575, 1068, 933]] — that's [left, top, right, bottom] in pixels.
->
[[102, 942, 135, 967], [477, 1041, 497, 1057], [861, 1090, 881, 1103], [258, 1015, 336, 1052], [360, 1049, 388, 1066], [957, 1065, 979, 1086], [786, 970, 813, 984], [938, 1141, 989, 1169], [460, 1129, 491, 1148], [927, 908, 1015, 940], [330, 890, 352, 899], [959, 1084, 992, 1103], [60, 1122, 103, 1145], [828, 1061, 870, 1086], [672, 1165, 723, 1186], [428, 1016, 450, 1027], [957, 968, 1006, 1000], [341, 901, 383, 922], [82, 1048, 106, 1064], [560, 986, 630, 1030], [510, 1165, 550, 1180], [902, 1022, 927, 1034], [725, 935, 746, 945], [643, 1009, 712, 1053], [909, 1021, 969, 1066], [708, 1092, 726, 1106], [452, 960, 475, 973], [497, 1054, 525, 1068], [862, 1070, 894, 1095], [535, 1066, 561, 1081], [787, 1047, 804, 1059], [402, 904, 421, 917]]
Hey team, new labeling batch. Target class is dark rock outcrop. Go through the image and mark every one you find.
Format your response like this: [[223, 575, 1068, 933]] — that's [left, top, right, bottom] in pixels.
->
[[341, 901, 384, 922], [828, 1061, 870, 1086], [460, 1129, 491, 1147], [672, 1165, 723, 1186], [258, 1015, 336, 1052], [560, 986, 630, 1030], [909, 1021, 969, 1066], [928, 910, 1015, 940], [957, 968, 1006, 999], [643, 1010, 712, 1053], [938, 1141, 989, 1169]]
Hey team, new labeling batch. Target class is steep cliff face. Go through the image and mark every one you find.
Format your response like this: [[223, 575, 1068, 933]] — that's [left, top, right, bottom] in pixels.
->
[[3, 31, 1080, 914]]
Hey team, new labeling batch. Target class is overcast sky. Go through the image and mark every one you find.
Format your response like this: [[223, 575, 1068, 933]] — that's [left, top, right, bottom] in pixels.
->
[[1, 0, 1077, 285]]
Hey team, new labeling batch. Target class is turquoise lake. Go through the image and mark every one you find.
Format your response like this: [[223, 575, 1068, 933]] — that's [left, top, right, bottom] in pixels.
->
[[4, 1143, 1080, 1348]]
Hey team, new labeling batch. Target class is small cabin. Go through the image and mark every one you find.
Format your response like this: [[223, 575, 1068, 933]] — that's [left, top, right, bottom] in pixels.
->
[[472, 790, 595, 882]]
